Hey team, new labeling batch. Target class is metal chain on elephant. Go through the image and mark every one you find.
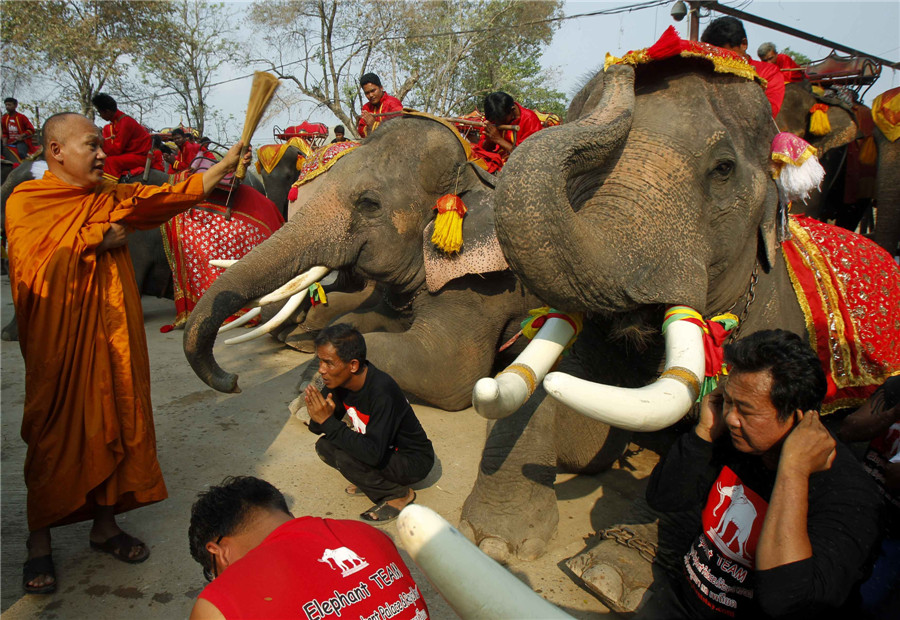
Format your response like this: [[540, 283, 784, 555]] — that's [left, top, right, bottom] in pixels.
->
[[381, 288, 421, 313], [725, 262, 759, 344], [598, 526, 658, 563]]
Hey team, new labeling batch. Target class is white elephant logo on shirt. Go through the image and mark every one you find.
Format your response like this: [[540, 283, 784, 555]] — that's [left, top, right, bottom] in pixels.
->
[[347, 407, 367, 434], [318, 546, 369, 576], [709, 482, 757, 563]]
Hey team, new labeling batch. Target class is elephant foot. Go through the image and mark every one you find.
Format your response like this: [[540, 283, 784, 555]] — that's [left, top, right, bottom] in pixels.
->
[[284, 328, 317, 353], [1, 319, 19, 342], [459, 472, 558, 563]]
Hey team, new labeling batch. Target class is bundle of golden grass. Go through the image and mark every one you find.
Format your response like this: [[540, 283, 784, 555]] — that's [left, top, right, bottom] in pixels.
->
[[235, 71, 281, 180]]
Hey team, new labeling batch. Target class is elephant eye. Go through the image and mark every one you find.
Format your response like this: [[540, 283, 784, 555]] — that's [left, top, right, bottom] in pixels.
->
[[355, 193, 381, 214], [711, 160, 735, 179]]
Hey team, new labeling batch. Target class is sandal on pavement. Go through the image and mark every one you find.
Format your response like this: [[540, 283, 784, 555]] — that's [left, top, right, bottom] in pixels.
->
[[90, 532, 150, 564], [360, 492, 415, 525], [345, 485, 366, 496], [23, 555, 56, 594]]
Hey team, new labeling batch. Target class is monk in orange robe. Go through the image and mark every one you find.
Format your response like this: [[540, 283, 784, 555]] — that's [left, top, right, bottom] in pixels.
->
[[6, 112, 251, 594]]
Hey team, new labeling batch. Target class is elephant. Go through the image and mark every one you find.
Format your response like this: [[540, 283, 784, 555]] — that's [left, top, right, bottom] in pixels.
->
[[255, 140, 311, 219], [458, 52, 898, 564], [2, 160, 175, 341], [872, 88, 900, 255], [183, 114, 539, 412]]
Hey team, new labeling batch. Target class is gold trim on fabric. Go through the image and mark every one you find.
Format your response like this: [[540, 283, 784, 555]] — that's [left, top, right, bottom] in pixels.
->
[[661, 366, 701, 401], [498, 363, 537, 397], [771, 145, 818, 167]]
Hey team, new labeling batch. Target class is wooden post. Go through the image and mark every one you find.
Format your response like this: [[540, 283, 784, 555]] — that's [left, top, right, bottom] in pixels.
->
[[688, 1, 701, 41]]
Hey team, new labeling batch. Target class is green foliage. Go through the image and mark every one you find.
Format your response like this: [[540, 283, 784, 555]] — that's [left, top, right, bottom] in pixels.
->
[[781, 47, 812, 66], [139, 0, 239, 135], [1, 1, 170, 116], [248, 0, 565, 136]]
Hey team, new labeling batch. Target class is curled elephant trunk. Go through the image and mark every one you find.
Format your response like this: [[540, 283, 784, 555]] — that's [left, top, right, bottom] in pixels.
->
[[397, 505, 571, 619], [472, 316, 575, 419], [543, 317, 705, 432], [494, 65, 636, 312]]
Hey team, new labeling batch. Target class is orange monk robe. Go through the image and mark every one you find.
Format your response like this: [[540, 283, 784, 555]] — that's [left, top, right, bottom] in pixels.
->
[[6, 171, 209, 531]]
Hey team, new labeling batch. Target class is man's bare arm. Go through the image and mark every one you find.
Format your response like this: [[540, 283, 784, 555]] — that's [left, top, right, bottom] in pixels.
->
[[201, 142, 251, 195], [756, 410, 836, 570], [189, 597, 226, 620]]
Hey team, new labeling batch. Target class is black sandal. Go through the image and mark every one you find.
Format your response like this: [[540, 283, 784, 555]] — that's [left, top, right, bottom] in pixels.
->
[[23, 555, 56, 594], [90, 531, 150, 564], [360, 491, 415, 524]]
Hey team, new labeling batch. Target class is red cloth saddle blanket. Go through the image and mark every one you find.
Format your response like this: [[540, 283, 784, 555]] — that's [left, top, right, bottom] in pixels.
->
[[782, 214, 900, 412], [161, 183, 284, 330]]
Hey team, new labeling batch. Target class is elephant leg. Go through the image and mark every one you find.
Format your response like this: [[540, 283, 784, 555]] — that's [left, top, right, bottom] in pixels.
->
[[1, 312, 18, 342], [459, 389, 559, 563], [283, 285, 380, 352]]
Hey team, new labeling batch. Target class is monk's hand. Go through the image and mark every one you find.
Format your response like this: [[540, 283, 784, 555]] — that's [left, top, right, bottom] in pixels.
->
[[218, 140, 249, 173], [779, 410, 836, 477], [695, 388, 726, 443], [304, 383, 335, 424], [97, 223, 128, 254]]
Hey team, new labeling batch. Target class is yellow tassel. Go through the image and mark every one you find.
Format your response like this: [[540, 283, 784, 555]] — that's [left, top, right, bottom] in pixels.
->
[[858, 136, 877, 166], [315, 282, 327, 305], [431, 194, 467, 253], [809, 104, 831, 136]]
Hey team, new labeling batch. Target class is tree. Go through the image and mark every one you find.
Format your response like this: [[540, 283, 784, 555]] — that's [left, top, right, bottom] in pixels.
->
[[248, 0, 565, 137], [1, 1, 169, 117], [782, 47, 812, 66], [139, 0, 239, 136]]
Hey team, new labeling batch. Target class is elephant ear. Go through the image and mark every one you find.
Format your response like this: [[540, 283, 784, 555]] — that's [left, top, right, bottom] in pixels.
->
[[423, 163, 508, 293], [757, 180, 780, 272]]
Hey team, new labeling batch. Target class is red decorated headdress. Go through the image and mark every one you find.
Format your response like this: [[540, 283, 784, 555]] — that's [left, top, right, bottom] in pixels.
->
[[604, 26, 766, 88]]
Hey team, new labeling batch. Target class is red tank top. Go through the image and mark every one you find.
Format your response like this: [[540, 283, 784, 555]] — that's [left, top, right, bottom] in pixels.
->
[[199, 517, 430, 620]]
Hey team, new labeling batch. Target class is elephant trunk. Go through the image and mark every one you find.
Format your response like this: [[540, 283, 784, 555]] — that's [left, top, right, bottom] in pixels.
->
[[494, 65, 636, 313], [183, 206, 350, 392]]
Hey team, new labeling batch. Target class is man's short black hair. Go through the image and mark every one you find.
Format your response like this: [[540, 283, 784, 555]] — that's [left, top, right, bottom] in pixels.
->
[[483, 92, 515, 124], [4, 97, 17, 105], [91, 93, 117, 113], [334, 125, 345, 134], [701, 16, 747, 48], [171, 128, 186, 137], [314, 323, 367, 367], [724, 329, 827, 422], [199, 136, 210, 145], [188, 476, 291, 579], [360, 73, 382, 88]]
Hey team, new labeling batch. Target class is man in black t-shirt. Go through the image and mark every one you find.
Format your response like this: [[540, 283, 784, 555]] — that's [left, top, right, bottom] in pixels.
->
[[305, 324, 434, 525], [639, 330, 881, 619]]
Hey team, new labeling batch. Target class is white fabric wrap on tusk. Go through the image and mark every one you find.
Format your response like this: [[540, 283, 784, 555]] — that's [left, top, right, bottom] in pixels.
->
[[543, 318, 704, 432], [396, 505, 573, 619], [472, 317, 576, 419]]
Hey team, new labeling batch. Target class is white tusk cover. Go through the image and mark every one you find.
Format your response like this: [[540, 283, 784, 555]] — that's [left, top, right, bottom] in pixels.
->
[[259, 266, 330, 305], [397, 505, 572, 619], [472, 317, 575, 419], [217, 307, 261, 334], [209, 259, 237, 269], [223, 291, 306, 344], [543, 319, 705, 432]]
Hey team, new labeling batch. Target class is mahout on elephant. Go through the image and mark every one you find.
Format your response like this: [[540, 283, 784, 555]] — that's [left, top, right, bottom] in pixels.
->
[[183, 113, 540, 412], [459, 27, 900, 574]]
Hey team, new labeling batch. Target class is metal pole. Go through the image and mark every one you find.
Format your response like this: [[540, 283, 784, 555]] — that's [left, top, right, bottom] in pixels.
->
[[688, 1, 700, 41]]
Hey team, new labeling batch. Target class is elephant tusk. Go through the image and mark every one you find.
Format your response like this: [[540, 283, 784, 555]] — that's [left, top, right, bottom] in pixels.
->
[[223, 291, 306, 345], [472, 317, 576, 419], [543, 319, 705, 432], [217, 307, 261, 334], [396, 505, 572, 619], [259, 266, 331, 305], [209, 259, 237, 269]]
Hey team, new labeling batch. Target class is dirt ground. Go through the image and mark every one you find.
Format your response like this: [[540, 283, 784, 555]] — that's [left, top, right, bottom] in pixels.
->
[[1, 285, 663, 619]]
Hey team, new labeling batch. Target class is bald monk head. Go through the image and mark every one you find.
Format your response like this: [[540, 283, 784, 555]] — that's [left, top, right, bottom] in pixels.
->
[[42, 112, 108, 188]]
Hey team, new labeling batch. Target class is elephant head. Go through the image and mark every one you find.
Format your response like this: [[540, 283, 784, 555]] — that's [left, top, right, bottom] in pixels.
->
[[184, 114, 505, 394], [256, 139, 314, 218], [491, 56, 781, 430]]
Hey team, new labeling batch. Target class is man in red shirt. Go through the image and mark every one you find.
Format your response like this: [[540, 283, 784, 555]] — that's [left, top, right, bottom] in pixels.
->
[[758, 43, 805, 84], [91, 93, 157, 181], [479, 92, 544, 161], [2, 98, 36, 159], [165, 128, 202, 172], [701, 17, 786, 118], [188, 476, 430, 620], [357, 73, 403, 138]]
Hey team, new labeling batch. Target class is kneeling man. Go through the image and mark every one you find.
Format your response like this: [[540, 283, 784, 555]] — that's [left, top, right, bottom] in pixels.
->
[[305, 324, 434, 524], [639, 329, 881, 618]]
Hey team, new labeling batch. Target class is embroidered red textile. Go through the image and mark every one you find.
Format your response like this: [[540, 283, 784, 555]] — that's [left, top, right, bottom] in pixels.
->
[[161, 185, 284, 330], [782, 215, 900, 412]]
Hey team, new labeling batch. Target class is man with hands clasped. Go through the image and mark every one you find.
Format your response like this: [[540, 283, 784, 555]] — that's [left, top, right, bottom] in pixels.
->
[[637, 329, 881, 619]]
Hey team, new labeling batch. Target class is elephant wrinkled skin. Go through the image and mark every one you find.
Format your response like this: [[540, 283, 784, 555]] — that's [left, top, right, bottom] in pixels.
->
[[183, 115, 537, 411], [459, 59, 815, 562]]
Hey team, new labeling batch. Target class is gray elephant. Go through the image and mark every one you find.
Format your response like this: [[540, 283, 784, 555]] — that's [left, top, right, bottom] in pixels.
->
[[1, 160, 174, 341], [183, 114, 538, 411], [255, 140, 318, 219], [459, 52, 899, 563], [872, 86, 900, 255]]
